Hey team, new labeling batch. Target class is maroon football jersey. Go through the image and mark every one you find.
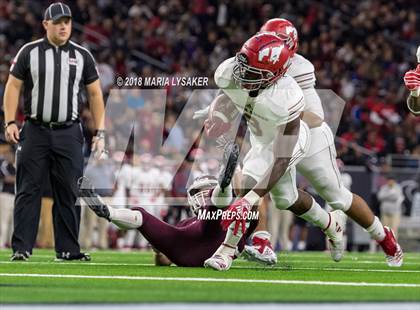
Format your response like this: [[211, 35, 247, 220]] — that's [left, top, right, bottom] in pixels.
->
[[133, 206, 256, 267]]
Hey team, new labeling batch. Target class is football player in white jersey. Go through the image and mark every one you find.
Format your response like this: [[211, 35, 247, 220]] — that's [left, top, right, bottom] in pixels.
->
[[244, 18, 403, 267], [203, 33, 347, 271], [126, 153, 161, 248], [153, 155, 173, 220]]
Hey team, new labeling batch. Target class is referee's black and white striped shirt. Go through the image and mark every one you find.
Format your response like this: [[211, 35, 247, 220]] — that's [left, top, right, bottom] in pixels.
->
[[10, 37, 99, 123]]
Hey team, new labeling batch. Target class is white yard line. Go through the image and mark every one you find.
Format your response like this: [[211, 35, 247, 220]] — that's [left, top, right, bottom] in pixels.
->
[[1, 253, 419, 261], [1, 255, 419, 265], [273, 259, 420, 265], [0, 273, 419, 288], [232, 265, 420, 273], [0, 261, 419, 273]]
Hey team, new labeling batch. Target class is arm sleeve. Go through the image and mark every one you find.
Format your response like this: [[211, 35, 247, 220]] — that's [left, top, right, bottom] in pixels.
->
[[83, 51, 99, 85], [294, 71, 316, 89], [268, 78, 305, 126], [286, 96, 305, 123], [270, 95, 305, 126], [10, 45, 30, 80], [302, 87, 324, 119]]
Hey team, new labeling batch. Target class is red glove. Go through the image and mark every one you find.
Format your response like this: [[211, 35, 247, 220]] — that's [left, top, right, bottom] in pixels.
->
[[221, 197, 251, 235], [404, 65, 420, 91], [204, 117, 231, 138]]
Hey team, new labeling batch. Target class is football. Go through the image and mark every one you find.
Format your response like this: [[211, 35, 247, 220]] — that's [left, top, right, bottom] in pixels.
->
[[205, 94, 239, 138], [408, 92, 420, 115]]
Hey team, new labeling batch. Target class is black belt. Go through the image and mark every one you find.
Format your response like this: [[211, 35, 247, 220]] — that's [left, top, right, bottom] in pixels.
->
[[26, 118, 79, 129]]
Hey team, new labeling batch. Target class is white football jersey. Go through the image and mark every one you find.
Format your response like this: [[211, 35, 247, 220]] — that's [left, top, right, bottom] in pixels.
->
[[287, 53, 324, 119], [111, 163, 133, 207], [130, 167, 161, 205], [159, 170, 173, 191], [116, 163, 133, 191], [287, 53, 316, 90], [214, 57, 304, 145]]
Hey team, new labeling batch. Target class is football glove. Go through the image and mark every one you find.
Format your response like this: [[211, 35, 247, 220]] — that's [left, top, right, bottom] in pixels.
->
[[221, 197, 251, 235], [403, 65, 420, 91]]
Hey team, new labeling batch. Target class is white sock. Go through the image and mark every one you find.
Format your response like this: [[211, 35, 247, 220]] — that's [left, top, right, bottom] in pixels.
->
[[216, 221, 249, 257], [299, 198, 330, 230], [211, 184, 233, 207], [109, 208, 143, 229], [366, 216, 386, 241]]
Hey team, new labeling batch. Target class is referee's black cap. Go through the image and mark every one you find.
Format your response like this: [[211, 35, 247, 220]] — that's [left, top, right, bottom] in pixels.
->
[[44, 2, 72, 22]]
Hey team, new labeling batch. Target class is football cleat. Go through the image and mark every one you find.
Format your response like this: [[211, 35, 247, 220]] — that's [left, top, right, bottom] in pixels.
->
[[10, 251, 30, 261], [204, 253, 233, 271], [324, 210, 346, 262], [218, 141, 239, 191], [78, 177, 111, 221], [378, 226, 403, 267], [242, 231, 277, 265], [55, 252, 91, 262]]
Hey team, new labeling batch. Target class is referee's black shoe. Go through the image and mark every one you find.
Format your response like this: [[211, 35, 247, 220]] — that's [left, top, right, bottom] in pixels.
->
[[55, 252, 91, 262], [10, 251, 30, 261], [78, 177, 111, 221], [218, 141, 240, 191]]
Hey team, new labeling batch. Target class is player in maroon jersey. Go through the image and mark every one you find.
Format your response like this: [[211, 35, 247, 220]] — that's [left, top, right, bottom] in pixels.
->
[[79, 143, 260, 267]]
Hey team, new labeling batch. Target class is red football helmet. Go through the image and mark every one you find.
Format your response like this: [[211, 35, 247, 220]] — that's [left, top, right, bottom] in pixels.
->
[[233, 33, 292, 91], [260, 18, 299, 56]]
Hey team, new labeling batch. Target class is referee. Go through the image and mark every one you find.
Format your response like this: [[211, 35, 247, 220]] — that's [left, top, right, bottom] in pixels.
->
[[3, 2, 105, 261]]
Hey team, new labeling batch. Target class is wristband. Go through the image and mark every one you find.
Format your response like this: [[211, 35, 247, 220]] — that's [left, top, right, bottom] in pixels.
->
[[94, 129, 106, 139], [4, 120, 16, 129], [243, 190, 261, 206], [410, 89, 420, 98]]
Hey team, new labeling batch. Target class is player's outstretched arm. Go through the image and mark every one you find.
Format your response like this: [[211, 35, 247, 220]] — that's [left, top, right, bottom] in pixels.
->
[[79, 177, 142, 229]]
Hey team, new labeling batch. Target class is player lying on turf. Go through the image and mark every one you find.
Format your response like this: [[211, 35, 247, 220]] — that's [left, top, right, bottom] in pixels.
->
[[202, 33, 347, 271], [79, 143, 260, 267]]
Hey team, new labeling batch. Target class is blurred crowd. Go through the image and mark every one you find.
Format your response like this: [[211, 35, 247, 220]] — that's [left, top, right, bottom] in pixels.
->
[[0, 0, 419, 249], [0, 0, 419, 163]]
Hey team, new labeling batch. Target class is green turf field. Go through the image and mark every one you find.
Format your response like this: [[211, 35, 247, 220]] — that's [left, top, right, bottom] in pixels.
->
[[0, 249, 419, 303]]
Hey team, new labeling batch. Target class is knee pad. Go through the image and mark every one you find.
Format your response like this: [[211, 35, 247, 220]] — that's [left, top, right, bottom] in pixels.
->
[[325, 187, 353, 212], [305, 122, 335, 158], [270, 191, 298, 210]]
